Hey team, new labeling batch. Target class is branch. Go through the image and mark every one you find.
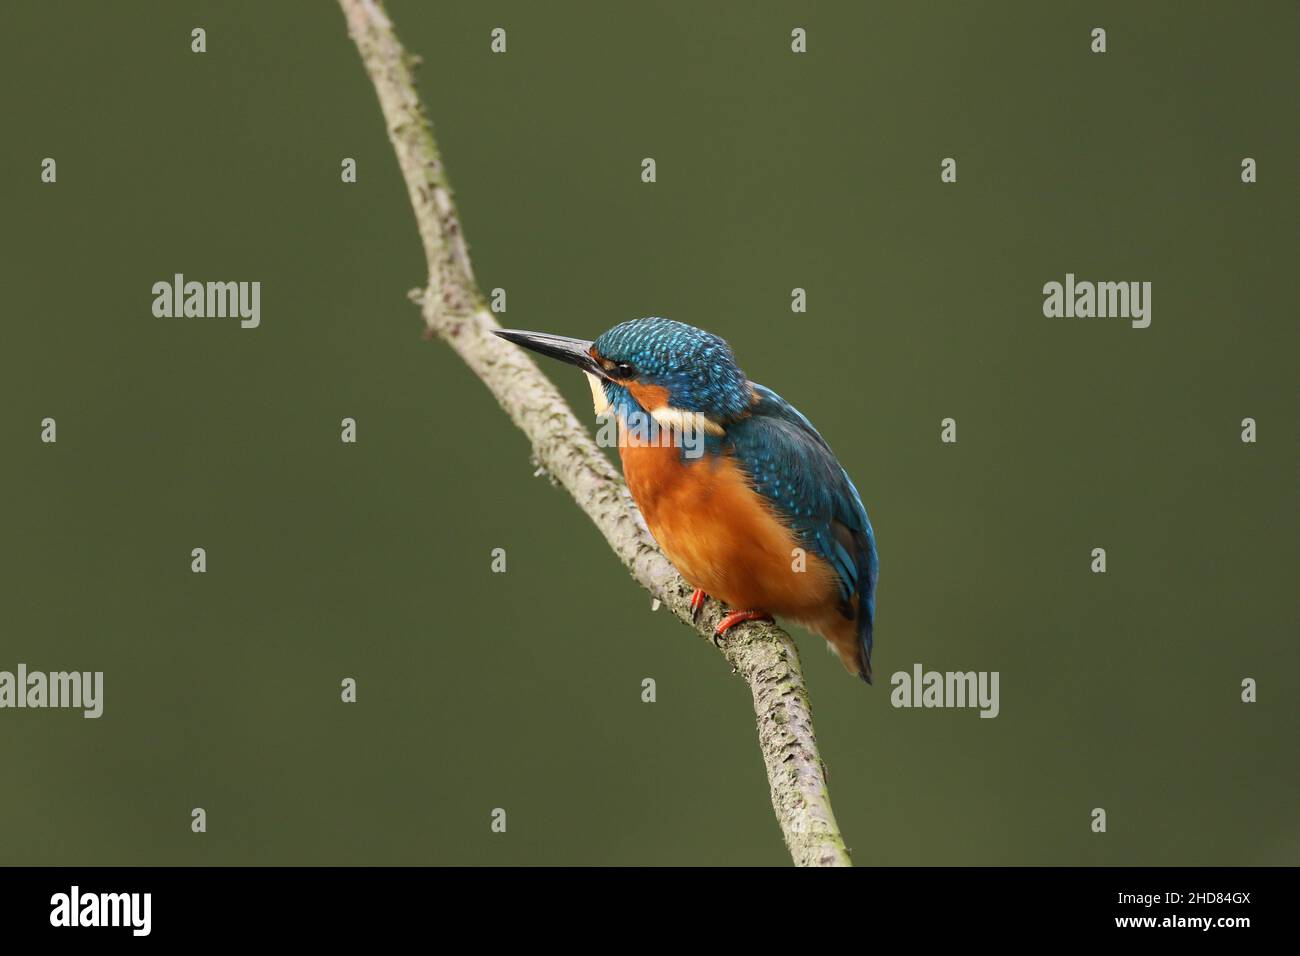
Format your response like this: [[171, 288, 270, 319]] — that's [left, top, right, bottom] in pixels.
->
[[338, 0, 852, 867]]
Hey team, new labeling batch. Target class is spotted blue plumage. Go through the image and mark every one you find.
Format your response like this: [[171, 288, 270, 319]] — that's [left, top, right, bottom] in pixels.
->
[[593, 317, 878, 672], [728, 384, 878, 667], [594, 318, 752, 422]]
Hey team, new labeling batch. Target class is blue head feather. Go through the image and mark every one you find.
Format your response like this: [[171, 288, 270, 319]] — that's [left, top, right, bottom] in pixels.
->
[[593, 318, 752, 422]]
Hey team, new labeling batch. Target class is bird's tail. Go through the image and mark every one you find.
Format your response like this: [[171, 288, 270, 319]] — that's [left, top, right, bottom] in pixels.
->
[[857, 614, 874, 685], [818, 606, 873, 684], [851, 532, 877, 685]]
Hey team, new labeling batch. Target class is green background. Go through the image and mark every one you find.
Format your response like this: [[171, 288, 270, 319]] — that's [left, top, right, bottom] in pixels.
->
[[1, 0, 1296, 866]]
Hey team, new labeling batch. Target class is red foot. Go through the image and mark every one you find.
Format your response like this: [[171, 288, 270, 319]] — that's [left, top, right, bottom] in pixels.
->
[[713, 610, 774, 646], [690, 589, 708, 621]]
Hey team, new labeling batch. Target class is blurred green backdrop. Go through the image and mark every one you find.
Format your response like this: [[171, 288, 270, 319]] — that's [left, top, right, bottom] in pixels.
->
[[1, 0, 1296, 866]]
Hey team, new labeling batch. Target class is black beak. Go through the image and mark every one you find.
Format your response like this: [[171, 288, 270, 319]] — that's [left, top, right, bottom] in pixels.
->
[[493, 329, 610, 379]]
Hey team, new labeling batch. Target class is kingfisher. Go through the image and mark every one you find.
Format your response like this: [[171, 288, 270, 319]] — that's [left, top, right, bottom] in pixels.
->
[[494, 318, 879, 683]]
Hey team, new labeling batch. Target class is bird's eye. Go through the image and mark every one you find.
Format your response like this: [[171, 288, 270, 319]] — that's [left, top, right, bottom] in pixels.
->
[[613, 361, 638, 379]]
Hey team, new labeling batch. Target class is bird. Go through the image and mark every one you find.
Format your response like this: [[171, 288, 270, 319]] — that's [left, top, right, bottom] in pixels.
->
[[493, 317, 879, 683]]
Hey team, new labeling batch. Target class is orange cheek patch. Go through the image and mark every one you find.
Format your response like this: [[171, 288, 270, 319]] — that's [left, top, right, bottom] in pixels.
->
[[626, 382, 670, 410]]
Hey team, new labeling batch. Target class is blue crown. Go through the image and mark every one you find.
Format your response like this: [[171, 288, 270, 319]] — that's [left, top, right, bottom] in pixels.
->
[[594, 318, 751, 420]]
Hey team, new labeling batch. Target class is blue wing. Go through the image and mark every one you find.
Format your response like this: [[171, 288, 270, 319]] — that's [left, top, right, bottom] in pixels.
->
[[724, 383, 879, 669]]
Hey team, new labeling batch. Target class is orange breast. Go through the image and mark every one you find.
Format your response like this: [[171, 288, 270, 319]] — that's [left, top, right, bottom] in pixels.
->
[[620, 440, 839, 617]]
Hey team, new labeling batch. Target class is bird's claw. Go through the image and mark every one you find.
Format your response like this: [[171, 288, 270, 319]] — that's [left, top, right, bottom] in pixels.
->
[[712, 610, 774, 647], [690, 588, 708, 622]]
